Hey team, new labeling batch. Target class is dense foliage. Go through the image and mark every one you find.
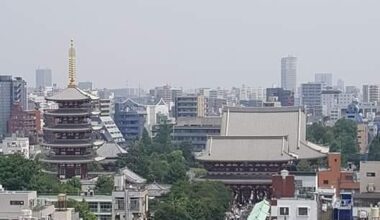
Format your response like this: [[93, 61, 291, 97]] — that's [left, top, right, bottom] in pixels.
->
[[95, 175, 114, 194], [117, 124, 189, 183], [307, 118, 358, 165], [154, 181, 231, 220], [0, 154, 81, 193], [67, 199, 97, 220], [368, 135, 380, 161]]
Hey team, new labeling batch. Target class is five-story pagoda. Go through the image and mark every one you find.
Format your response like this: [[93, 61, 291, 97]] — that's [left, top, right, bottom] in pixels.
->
[[41, 40, 103, 179]]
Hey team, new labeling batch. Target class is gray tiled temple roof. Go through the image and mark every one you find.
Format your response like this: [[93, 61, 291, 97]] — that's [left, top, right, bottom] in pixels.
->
[[197, 136, 326, 162], [46, 87, 97, 101]]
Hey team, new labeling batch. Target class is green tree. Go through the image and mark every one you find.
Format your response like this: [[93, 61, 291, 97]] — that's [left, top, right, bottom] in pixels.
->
[[95, 175, 114, 194], [0, 154, 40, 190], [68, 199, 97, 220], [368, 136, 380, 161], [307, 118, 358, 166], [296, 160, 312, 172], [154, 181, 231, 220]]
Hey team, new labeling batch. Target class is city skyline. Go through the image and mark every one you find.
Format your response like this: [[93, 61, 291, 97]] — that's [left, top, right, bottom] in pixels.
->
[[1, 0, 380, 89]]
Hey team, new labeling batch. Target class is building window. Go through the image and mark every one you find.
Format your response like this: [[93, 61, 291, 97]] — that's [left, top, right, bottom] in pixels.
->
[[367, 172, 376, 177], [323, 180, 329, 184], [116, 198, 125, 210], [100, 202, 112, 212], [298, 207, 309, 216], [100, 216, 112, 220], [88, 202, 98, 212], [279, 207, 289, 216], [10, 200, 24, 205], [130, 198, 140, 211]]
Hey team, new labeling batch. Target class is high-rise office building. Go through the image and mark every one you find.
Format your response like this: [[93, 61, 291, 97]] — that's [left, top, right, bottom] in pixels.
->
[[336, 79, 345, 92], [315, 73, 333, 87], [301, 82, 323, 118], [0, 75, 27, 136], [35, 68, 52, 90], [281, 56, 297, 92], [363, 84, 380, 103]]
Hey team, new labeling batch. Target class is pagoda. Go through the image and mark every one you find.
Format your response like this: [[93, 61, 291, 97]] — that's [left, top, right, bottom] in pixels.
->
[[41, 40, 103, 179]]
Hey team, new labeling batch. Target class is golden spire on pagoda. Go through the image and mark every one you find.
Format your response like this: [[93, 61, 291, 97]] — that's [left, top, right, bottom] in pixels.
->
[[68, 39, 77, 88]]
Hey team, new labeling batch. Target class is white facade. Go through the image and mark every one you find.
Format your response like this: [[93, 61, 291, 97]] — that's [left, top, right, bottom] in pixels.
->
[[281, 56, 297, 92], [338, 93, 355, 107], [1, 135, 29, 159], [100, 116, 125, 143], [271, 198, 318, 220]]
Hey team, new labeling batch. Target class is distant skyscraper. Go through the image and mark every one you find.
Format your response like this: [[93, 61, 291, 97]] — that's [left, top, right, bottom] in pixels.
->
[[35, 68, 52, 90], [78, 81, 93, 91], [281, 56, 297, 92], [363, 84, 380, 103], [301, 82, 323, 118], [0, 75, 27, 136], [336, 79, 345, 92], [315, 73, 333, 87]]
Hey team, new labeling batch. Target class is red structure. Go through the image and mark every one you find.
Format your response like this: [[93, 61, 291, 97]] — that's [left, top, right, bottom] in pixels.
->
[[318, 153, 359, 195], [7, 103, 41, 144], [40, 40, 103, 179]]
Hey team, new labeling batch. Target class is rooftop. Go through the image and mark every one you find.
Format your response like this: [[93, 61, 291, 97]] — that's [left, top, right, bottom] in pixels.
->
[[196, 136, 327, 162], [46, 87, 97, 101]]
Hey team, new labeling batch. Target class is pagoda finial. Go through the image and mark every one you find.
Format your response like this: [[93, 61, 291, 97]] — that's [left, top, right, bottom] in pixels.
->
[[68, 39, 77, 88]]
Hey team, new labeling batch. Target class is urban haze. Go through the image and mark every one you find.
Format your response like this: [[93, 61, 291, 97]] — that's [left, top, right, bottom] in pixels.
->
[[1, 0, 379, 89]]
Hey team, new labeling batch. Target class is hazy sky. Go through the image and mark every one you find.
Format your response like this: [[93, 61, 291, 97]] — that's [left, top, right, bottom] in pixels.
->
[[0, 0, 379, 89]]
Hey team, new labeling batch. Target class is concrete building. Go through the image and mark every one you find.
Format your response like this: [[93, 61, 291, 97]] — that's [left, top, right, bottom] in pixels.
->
[[153, 85, 172, 104], [357, 124, 369, 154], [359, 161, 380, 193], [99, 116, 126, 144], [363, 84, 380, 103], [172, 117, 221, 151], [315, 73, 333, 87], [36, 68, 52, 90], [272, 198, 318, 220], [318, 153, 359, 195], [40, 194, 112, 220], [336, 79, 345, 92], [0, 135, 30, 159], [0, 186, 58, 220], [78, 81, 93, 91], [321, 89, 341, 118], [301, 82, 323, 119], [174, 95, 206, 118], [266, 87, 294, 106], [281, 56, 297, 92], [0, 75, 27, 136], [112, 175, 149, 220], [8, 103, 41, 144]]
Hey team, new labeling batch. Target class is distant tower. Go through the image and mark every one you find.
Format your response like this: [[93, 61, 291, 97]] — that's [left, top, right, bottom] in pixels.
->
[[281, 56, 297, 92], [35, 68, 52, 90]]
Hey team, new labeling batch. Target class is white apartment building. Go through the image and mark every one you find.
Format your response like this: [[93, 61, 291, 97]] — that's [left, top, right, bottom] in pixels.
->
[[1, 135, 29, 159]]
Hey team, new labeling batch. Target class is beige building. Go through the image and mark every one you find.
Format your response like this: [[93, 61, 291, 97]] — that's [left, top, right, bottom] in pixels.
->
[[357, 124, 369, 154], [359, 161, 380, 193]]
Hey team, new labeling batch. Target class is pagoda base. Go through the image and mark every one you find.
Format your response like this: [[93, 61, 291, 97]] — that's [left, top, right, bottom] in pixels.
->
[[58, 163, 88, 179]]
